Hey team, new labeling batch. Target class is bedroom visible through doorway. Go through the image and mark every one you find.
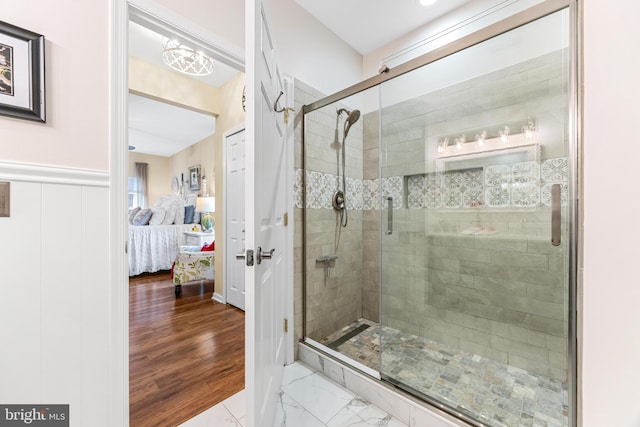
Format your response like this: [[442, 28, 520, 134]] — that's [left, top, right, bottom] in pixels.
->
[[126, 5, 246, 425]]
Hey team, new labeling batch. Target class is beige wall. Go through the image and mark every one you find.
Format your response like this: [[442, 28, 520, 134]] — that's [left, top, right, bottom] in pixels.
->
[[2, 2, 109, 171], [129, 151, 170, 206], [129, 56, 221, 114], [168, 135, 215, 198]]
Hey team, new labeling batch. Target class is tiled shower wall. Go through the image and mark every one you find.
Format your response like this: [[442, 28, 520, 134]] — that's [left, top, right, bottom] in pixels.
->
[[296, 49, 569, 380], [378, 49, 569, 380], [294, 79, 366, 343]]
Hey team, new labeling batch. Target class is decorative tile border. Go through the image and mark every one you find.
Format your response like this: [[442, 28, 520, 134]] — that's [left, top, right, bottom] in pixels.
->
[[295, 157, 568, 210], [294, 170, 403, 210]]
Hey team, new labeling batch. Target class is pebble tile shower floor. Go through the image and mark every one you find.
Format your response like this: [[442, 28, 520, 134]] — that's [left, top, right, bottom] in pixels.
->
[[320, 319, 568, 427]]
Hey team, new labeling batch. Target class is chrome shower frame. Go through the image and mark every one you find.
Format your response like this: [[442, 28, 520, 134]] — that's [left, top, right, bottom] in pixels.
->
[[300, 1, 580, 425]]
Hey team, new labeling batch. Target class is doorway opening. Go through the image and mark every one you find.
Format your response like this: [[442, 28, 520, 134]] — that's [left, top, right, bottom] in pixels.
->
[[126, 5, 246, 425]]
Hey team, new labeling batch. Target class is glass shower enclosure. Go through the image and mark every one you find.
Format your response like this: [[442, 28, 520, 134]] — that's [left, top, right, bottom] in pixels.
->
[[301, 3, 575, 426]]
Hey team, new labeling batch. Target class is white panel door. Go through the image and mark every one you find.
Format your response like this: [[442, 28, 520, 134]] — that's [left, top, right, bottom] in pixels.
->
[[245, 0, 287, 426], [225, 128, 246, 310]]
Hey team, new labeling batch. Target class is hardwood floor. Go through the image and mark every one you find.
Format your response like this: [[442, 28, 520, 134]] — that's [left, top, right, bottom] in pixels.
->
[[129, 272, 245, 427]]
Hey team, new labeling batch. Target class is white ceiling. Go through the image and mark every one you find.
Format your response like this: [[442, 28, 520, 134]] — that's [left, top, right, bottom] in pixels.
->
[[128, 21, 239, 88], [128, 93, 216, 157], [127, 0, 475, 157], [295, 0, 473, 55]]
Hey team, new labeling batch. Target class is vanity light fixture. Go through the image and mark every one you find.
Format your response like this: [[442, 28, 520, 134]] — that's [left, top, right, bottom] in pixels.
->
[[162, 37, 214, 76], [436, 121, 536, 159]]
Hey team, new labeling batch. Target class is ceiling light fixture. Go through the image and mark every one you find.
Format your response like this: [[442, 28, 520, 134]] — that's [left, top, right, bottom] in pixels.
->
[[417, 0, 437, 7], [161, 38, 214, 76]]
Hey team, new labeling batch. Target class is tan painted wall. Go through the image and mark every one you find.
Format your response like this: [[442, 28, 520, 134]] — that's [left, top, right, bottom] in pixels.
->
[[129, 56, 221, 114], [128, 151, 170, 207], [168, 135, 215, 198]]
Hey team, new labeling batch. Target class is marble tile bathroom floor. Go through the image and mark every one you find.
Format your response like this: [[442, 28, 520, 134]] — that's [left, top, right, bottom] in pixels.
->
[[319, 319, 569, 427], [179, 362, 408, 427]]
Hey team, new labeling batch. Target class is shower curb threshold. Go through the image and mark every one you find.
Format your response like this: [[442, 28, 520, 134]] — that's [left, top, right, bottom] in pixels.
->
[[298, 342, 470, 427]]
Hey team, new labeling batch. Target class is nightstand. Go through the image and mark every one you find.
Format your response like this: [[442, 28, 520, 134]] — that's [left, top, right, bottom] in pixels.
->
[[183, 231, 215, 247]]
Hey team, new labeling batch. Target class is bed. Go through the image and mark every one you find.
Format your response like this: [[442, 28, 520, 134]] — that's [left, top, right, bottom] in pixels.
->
[[128, 194, 201, 276], [128, 223, 194, 276]]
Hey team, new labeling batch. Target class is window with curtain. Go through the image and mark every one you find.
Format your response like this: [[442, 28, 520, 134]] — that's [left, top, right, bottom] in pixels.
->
[[129, 162, 149, 209]]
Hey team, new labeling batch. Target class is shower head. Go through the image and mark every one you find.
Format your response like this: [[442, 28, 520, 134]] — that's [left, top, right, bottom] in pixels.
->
[[342, 109, 361, 139]]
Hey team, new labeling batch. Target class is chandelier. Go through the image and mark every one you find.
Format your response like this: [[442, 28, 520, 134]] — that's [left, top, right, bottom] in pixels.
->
[[161, 38, 214, 76]]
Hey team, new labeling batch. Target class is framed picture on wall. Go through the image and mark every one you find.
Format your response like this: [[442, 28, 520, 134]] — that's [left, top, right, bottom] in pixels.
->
[[0, 21, 45, 122], [189, 165, 200, 191]]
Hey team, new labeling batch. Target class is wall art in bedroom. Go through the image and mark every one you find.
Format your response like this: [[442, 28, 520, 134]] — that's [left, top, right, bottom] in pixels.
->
[[0, 21, 45, 122], [189, 165, 200, 191]]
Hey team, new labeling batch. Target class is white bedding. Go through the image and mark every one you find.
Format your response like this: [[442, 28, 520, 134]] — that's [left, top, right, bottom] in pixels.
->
[[128, 224, 193, 276]]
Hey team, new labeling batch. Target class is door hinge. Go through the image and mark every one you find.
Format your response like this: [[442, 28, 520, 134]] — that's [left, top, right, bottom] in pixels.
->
[[284, 212, 288, 227], [284, 318, 288, 333]]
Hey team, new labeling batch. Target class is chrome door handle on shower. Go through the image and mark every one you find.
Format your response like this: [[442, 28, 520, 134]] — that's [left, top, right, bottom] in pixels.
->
[[386, 196, 393, 235], [551, 184, 561, 246]]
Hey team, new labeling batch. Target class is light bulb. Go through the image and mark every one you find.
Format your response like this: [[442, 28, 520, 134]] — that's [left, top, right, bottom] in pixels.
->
[[523, 121, 535, 140], [476, 131, 486, 147], [499, 126, 510, 143]]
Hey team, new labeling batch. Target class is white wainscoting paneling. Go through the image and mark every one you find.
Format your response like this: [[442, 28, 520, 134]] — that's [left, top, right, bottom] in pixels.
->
[[0, 162, 111, 424], [0, 180, 44, 401]]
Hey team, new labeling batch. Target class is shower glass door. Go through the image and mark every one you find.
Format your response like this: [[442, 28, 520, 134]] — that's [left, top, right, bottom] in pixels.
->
[[378, 9, 572, 427]]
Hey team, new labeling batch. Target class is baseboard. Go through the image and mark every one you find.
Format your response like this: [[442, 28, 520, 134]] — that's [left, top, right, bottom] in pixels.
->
[[212, 292, 224, 303]]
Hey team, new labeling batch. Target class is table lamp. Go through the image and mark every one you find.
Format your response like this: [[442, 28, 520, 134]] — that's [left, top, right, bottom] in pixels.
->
[[195, 196, 215, 233]]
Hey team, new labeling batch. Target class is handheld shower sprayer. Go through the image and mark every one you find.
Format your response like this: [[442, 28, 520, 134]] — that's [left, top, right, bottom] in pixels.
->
[[333, 108, 361, 228]]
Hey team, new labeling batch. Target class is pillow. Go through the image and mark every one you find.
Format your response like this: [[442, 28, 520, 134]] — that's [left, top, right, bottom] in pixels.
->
[[158, 196, 183, 225], [174, 200, 185, 225], [162, 204, 177, 225], [128, 207, 141, 224], [184, 205, 195, 224], [201, 241, 215, 251], [148, 207, 166, 226], [132, 208, 152, 226]]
